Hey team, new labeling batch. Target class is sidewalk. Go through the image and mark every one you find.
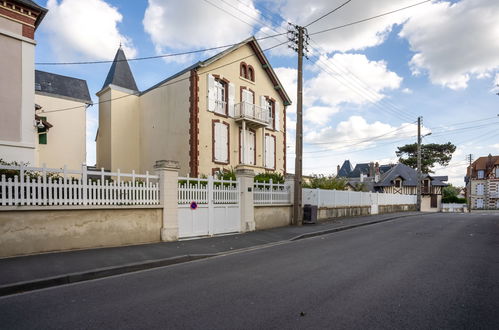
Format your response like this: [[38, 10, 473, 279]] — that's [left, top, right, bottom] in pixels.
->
[[0, 211, 422, 296]]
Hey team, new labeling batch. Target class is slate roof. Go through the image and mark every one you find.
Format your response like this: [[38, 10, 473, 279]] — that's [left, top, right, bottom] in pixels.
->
[[35, 70, 92, 104], [337, 160, 353, 177], [375, 163, 448, 187], [467, 155, 499, 177], [349, 163, 370, 178], [101, 47, 139, 93]]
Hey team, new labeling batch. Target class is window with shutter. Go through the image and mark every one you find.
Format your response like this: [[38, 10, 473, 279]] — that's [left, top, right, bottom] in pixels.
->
[[476, 184, 484, 195], [214, 79, 227, 115], [213, 121, 229, 163], [274, 101, 280, 131], [265, 135, 275, 169], [495, 167, 499, 178]]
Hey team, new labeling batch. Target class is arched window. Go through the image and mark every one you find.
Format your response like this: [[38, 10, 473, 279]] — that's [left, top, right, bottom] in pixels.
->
[[240, 62, 247, 78], [247, 66, 254, 81]]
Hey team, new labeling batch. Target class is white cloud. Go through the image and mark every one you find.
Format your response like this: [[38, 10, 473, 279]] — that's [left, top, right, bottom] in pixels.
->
[[274, 67, 297, 113], [304, 106, 340, 125], [401, 88, 413, 94], [43, 0, 136, 60], [400, 0, 499, 90], [273, 0, 419, 53], [143, 0, 260, 61], [304, 116, 421, 151], [305, 54, 402, 108]]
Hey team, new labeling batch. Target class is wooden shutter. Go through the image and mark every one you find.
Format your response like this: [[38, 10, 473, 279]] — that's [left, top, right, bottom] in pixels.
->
[[207, 74, 216, 112], [214, 122, 228, 163], [265, 135, 275, 169], [228, 83, 235, 117], [274, 101, 280, 131]]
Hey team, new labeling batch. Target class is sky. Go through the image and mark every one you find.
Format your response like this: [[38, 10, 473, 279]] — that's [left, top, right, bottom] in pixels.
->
[[33, 0, 499, 187]]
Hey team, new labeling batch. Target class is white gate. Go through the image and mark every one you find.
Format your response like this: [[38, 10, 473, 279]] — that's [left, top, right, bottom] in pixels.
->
[[177, 176, 240, 238]]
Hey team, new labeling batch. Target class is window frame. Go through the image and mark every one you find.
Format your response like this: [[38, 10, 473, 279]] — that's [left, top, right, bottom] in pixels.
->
[[212, 119, 230, 165], [213, 78, 228, 116]]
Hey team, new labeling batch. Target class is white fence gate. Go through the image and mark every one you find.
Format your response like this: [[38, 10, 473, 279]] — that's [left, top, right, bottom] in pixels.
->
[[177, 176, 240, 238]]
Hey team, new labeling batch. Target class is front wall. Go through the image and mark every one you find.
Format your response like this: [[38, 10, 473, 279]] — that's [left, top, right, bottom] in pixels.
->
[[197, 44, 286, 176], [254, 205, 292, 230], [0, 208, 162, 258], [421, 194, 442, 212], [35, 94, 86, 169], [139, 73, 191, 175], [96, 89, 112, 170]]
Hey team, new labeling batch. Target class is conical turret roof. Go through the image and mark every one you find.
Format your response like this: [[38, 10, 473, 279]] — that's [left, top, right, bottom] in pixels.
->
[[101, 47, 138, 92]]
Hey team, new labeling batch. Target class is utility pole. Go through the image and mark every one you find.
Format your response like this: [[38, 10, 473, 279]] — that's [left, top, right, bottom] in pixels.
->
[[288, 24, 309, 225], [417, 116, 422, 212]]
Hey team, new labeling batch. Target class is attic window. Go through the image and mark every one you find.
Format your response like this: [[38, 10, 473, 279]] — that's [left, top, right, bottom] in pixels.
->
[[477, 170, 484, 179], [240, 62, 247, 78], [395, 179, 401, 188], [247, 65, 254, 81]]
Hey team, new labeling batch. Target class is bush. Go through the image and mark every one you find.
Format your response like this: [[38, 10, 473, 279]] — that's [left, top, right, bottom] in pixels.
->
[[442, 195, 466, 203], [254, 172, 284, 184], [302, 174, 347, 190]]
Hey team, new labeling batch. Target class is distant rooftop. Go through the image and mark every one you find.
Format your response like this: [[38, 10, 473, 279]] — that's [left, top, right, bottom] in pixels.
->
[[35, 70, 92, 104]]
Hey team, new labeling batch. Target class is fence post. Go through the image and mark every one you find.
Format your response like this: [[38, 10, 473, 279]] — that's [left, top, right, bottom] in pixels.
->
[[154, 160, 180, 241], [82, 164, 87, 205], [236, 167, 255, 232], [284, 174, 294, 205], [20, 163, 25, 205], [316, 188, 321, 207], [269, 179, 273, 205], [208, 175, 214, 235]]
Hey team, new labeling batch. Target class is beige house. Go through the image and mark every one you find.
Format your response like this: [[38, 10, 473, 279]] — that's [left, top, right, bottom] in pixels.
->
[[466, 154, 499, 209], [34, 70, 92, 169], [96, 37, 291, 176], [0, 0, 46, 164]]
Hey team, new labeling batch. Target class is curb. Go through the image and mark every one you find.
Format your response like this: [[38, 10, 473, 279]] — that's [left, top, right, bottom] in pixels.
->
[[0, 254, 214, 297], [290, 213, 421, 241], [0, 213, 422, 297]]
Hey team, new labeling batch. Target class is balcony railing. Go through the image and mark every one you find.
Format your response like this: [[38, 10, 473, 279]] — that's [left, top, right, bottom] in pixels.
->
[[234, 102, 270, 125]]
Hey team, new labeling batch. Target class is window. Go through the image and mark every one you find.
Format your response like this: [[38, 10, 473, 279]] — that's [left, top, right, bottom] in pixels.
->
[[477, 170, 485, 179], [247, 66, 254, 81], [265, 135, 275, 169], [240, 129, 255, 165], [495, 167, 499, 178], [395, 179, 401, 188], [264, 98, 274, 129], [240, 63, 247, 78], [476, 198, 484, 209], [38, 116, 47, 145], [214, 79, 227, 115], [213, 121, 229, 164], [476, 183, 484, 195]]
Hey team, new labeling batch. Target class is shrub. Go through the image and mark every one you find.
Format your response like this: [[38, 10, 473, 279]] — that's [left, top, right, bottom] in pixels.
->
[[302, 174, 347, 190]]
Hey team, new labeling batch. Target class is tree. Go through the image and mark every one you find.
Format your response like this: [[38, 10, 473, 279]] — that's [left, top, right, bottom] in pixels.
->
[[442, 184, 466, 203], [302, 174, 347, 190], [395, 142, 456, 173]]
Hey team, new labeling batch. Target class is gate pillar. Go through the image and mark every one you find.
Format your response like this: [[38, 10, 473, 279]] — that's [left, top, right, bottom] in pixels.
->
[[236, 167, 255, 232], [155, 160, 180, 241]]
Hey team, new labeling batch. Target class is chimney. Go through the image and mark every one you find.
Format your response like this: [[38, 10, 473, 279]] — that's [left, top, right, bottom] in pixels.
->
[[337, 165, 340, 175], [369, 162, 375, 177], [374, 162, 380, 183]]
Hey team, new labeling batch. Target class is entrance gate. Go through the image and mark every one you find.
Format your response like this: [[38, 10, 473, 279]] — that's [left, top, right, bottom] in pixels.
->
[[177, 176, 240, 238]]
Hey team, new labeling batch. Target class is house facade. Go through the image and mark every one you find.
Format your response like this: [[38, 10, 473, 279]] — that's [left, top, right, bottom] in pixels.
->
[[96, 37, 291, 176], [34, 70, 92, 169], [0, 0, 46, 164], [373, 163, 447, 212], [466, 154, 499, 209]]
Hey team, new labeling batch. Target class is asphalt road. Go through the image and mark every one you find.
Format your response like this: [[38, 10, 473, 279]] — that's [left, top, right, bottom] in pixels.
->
[[1, 212, 498, 329]]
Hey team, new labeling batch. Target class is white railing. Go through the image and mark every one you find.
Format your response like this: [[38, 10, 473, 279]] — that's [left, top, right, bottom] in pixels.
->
[[441, 203, 467, 212], [254, 180, 291, 205], [0, 164, 159, 206], [302, 188, 416, 207], [214, 100, 227, 116], [234, 102, 270, 124], [178, 176, 239, 205]]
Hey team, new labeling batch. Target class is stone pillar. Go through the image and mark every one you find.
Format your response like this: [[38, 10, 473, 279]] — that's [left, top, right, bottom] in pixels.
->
[[236, 167, 255, 232], [285, 174, 295, 223], [154, 160, 180, 241]]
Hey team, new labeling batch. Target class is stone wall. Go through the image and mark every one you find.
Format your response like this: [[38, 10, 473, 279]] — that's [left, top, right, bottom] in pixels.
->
[[0, 207, 162, 258], [318, 206, 370, 220]]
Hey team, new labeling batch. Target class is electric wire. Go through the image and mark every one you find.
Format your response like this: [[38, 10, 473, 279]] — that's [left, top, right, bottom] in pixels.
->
[[305, 0, 353, 27]]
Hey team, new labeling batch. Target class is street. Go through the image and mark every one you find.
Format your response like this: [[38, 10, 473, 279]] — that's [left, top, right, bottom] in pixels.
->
[[1, 212, 498, 329]]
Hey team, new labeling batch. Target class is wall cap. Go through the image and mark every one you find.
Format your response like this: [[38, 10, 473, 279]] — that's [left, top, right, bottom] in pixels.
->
[[154, 160, 180, 170]]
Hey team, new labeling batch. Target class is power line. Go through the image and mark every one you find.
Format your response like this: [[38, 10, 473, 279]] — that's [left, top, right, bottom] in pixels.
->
[[305, 0, 353, 27], [39, 40, 288, 114], [35, 33, 286, 66], [309, 0, 432, 36]]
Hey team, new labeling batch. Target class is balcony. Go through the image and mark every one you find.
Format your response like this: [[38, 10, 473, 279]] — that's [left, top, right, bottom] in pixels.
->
[[234, 102, 271, 128]]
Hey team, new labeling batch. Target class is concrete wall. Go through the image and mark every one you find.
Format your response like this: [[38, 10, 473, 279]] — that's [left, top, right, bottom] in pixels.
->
[[35, 94, 87, 169], [254, 205, 292, 230], [421, 195, 442, 212], [197, 43, 286, 176], [378, 204, 416, 213], [318, 206, 371, 220], [0, 207, 162, 258]]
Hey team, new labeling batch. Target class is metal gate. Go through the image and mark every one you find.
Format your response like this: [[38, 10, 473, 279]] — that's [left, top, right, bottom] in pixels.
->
[[177, 176, 240, 239]]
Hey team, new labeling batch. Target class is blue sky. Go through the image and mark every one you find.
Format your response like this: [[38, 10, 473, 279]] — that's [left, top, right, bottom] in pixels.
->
[[34, 0, 499, 186]]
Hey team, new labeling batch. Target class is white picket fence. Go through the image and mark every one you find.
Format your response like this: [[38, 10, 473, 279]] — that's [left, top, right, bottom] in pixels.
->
[[177, 176, 239, 205], [0, 164, 159, 206], [303, 188, 416, 207], [253, 180, 291, 205]]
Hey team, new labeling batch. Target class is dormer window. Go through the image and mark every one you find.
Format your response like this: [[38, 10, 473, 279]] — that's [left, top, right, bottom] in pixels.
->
[[477, 170, 484, 179], [395, 179, 401, 188]]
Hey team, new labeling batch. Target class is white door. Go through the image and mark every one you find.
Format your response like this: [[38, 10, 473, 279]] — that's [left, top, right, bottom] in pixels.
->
[[242, 89, 254, 118], [240, 130, 255, 165]]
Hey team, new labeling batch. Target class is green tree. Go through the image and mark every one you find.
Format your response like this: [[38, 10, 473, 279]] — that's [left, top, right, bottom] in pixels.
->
[[395, 142, 456, 173], [302, 174, 347, 190]]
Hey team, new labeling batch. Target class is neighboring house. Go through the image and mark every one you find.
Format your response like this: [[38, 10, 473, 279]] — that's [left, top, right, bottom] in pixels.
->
[[374, 163, 448, 211], [0, 0, 46, 164], [95, 37, 291, 176], [337, 160, 394, 191], [34, 70, 92, 169], [465, 154, 499, 210]]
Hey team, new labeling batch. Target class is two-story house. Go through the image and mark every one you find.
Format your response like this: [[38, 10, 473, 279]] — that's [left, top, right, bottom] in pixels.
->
[[95, 37, 291, 176], [466, 154, 499, 209], [0, 0, 46, 164], [374, 163, 448, 211], [34, 70, 92, 169]]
